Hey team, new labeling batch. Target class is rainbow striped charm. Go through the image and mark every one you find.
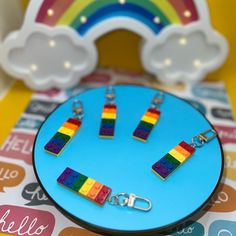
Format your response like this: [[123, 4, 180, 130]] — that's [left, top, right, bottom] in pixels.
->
[[57, 167, 112, 206], [152, 141, 195, 180], [99, 104, 117, 138], [133, 108, 160, 142], [44, 118, 81, 156]]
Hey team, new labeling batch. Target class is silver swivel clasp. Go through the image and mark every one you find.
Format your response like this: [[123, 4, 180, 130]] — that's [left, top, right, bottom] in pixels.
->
[[108, 193, 152, 212], [72, 100, 84, 120], [105, 85, 116, 104], [151, 91, 164, 109]]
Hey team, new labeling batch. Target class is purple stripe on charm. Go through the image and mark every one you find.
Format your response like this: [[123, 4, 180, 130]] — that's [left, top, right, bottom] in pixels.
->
[[152, 162, 171, 179], [57, 167, 73, 184], [133, 129, 149, 140], [99, 128, 114, 136], [44, 142, 62, 154]]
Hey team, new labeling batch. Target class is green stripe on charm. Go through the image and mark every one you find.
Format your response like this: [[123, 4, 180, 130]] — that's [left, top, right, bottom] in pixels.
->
[[164, 153, 181, 167]]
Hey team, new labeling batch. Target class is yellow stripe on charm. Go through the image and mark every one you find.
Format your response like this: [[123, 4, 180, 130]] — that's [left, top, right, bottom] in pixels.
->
[[101, 113, 116, 119], [141, 115, 157, 125], [175, 145, 191, 158], [79, 178, 96, 196], [169, 149, 186, 163], [58, 127, 75, 137]]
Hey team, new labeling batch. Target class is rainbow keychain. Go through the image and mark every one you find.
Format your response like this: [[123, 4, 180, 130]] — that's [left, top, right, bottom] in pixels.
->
[[133, 92, 164, 142], [44, 100, 84, 156], [99, 86, 117, 138], [57, 167, 152, 211], [152, 129, 217, 180]]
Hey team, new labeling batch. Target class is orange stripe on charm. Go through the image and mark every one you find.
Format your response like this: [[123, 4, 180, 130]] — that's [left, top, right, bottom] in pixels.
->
[[175, 145, 191, 158], [103, 108, 116, 113], [63, 122, 79, 131], [145, 111, 159, 119], [87, 182, 103, 200]]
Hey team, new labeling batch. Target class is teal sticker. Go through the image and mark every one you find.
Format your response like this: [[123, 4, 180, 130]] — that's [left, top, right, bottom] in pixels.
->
[[192, 85, 228, 104], [209, 220, 236, 236], [22, 182, 53, 206], [211, 107, 233, 120], [25, 100, 59, 117], [16, 117, 43, 130]]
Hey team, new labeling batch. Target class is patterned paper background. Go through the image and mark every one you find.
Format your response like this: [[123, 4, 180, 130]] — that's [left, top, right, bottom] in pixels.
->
[[0, 68, 235, 236]]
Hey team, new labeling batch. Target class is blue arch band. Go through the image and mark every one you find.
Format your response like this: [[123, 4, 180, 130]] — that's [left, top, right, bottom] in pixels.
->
[[76, 3, 166, 36]]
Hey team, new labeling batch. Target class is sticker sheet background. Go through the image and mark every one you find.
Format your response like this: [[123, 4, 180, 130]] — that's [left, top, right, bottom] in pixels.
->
[[0, 68, 235, 236]]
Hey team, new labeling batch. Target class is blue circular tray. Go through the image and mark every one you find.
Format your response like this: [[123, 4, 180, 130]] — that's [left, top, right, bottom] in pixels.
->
[[33, 85, 223, 235]]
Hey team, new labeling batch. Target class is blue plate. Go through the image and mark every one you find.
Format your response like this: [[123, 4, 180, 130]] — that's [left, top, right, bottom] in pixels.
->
[[33, 86, 223, 235]]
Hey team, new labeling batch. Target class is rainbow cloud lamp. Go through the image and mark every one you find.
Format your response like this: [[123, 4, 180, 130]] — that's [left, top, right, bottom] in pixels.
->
[[0, 0, 228, 90]]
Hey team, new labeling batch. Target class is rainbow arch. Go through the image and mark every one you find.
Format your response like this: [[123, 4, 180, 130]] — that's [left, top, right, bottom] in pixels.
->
[[36, 0, 199, 36]]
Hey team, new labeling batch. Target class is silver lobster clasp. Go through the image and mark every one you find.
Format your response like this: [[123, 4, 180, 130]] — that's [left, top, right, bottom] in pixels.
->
[[191, 129, 217, 148], [199, 129, 217, 143], [127, 193, 152, 212], [108, 193, 152, 212]]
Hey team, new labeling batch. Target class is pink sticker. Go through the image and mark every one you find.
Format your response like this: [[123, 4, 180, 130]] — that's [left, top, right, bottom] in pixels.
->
[[81, 72, 111, 84], [36, 88, 60, 97], [0, 205, 55, 236], [214, 125, 236, 145], [0, 131, 35, 165]]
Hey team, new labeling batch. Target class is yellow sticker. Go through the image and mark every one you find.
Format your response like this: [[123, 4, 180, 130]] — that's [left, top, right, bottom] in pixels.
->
[[224, 151, 236, 181]]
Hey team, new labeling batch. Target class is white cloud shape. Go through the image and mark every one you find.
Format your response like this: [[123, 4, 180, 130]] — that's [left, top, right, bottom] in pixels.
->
[[141, 24, 228, 83], [1, 25, 97, 90]]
